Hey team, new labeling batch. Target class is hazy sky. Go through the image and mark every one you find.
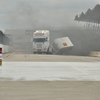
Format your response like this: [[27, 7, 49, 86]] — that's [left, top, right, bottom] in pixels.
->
[[0, 0, 99, 31]]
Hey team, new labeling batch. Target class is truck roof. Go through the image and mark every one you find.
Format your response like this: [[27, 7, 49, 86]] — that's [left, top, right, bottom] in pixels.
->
[[36, 30, 49, 33]]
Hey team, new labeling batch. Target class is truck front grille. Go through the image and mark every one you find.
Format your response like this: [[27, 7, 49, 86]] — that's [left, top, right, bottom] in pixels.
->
[[37, 44, 42, 49]]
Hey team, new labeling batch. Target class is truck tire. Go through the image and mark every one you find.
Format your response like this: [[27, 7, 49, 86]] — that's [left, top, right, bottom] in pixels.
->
[[38, 52, 42, 54]]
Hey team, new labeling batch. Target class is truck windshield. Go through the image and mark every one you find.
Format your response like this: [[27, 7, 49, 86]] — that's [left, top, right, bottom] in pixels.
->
[[33, 38, 45, 42]]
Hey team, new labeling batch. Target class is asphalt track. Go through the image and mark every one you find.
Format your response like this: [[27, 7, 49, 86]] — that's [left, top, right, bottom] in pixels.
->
[[0, 62, 100, 81], [0, 53, 100, 100]]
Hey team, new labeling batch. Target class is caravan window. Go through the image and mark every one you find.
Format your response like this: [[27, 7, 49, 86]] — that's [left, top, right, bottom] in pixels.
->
[[33, 38, 46, 42]]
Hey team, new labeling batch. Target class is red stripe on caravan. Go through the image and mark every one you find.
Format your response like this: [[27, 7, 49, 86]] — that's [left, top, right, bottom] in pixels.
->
[[0, 48, 2, 54]]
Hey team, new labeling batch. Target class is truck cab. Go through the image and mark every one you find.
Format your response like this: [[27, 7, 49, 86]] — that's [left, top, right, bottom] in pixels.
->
[[32, 30, 50, 54]]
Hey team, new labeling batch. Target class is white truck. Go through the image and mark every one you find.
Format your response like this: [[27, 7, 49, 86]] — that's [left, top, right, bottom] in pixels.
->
[[32, 30, 50, 54]]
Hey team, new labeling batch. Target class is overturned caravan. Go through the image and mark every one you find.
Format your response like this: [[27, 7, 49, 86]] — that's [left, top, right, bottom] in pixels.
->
[[51, 37, 74, 55]]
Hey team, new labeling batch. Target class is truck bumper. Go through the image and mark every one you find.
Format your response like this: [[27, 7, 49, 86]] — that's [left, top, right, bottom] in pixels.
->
[[33, 49, 47, 53]]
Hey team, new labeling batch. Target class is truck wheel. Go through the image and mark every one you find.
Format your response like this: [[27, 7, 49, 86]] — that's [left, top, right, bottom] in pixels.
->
[[38, 52, 42, 54]]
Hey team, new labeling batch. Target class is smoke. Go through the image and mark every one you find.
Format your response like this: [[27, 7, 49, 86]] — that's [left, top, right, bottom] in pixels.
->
[[6, 2, 40, 29], [4, 1, 83, 29], [0, 0, 99, 31], [3, 1, 100, 55], [58, 28, 100, 56]]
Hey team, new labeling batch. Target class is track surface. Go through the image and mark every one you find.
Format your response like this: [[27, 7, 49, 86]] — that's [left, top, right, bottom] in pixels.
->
[[0, 62, 100, 81], [0, 81, 100, 100], [2, 53, 100, 62], [0, 53, 100, 100]]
